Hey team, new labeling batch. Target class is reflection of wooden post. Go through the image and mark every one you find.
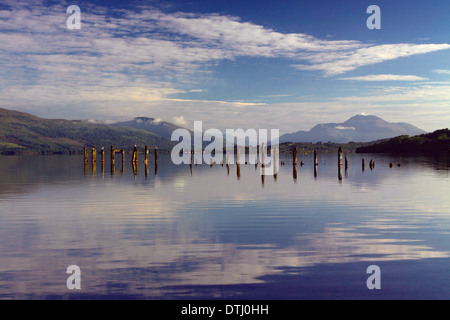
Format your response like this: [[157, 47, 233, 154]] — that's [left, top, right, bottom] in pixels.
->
[[314, 149, 318, 166], [261, 167, 265, 186], [345, 155, 349, 170], [237, 164, 241, 180], [338, 167, 342, 181], [121, 149, 125, 164], [362, 158, 366, 171], [84, 161, 88, 176], [101, 147, 105, 164], [237, 148, 241, 165], [293, 164, 297, 182], [145, 162, 149, 178]]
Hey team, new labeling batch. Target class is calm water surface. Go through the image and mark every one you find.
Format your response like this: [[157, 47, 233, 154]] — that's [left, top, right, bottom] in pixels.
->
[[0, 153, 449, 299]]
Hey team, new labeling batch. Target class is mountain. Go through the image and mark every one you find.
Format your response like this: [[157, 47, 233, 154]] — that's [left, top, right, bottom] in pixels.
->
[[356, 129, 450, 154], [113, 117, 188, 139], [280, 115, 427, 143], [0, 108, 174, 154]]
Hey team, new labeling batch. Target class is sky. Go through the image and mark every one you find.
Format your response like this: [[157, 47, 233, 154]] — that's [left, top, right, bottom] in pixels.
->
[[0, 0, 449, 133]]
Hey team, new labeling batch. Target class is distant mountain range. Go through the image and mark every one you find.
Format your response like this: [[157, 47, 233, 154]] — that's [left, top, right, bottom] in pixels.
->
[[280, 115, 426, 143], [0, 108, 175, 154], [0, 108, 436, 155]]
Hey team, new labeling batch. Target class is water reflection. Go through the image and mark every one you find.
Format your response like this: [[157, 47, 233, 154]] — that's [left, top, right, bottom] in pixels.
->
[[0, 154, 449, 299]]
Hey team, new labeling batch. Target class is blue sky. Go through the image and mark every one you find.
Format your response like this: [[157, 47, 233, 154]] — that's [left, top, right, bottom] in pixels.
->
[[0, 0, 449, 133]]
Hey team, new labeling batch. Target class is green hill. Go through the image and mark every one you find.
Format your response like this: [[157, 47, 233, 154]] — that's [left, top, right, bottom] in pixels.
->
[[0, 108, 175, 154], [356, 129, 450, 154]]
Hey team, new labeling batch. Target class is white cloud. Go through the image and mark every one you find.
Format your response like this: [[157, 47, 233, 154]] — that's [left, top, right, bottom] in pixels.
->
[[338, 74, 428, 82], [293, 44, 450, 76], [433, 69, 450, 75], [173, 116, 188, 127]]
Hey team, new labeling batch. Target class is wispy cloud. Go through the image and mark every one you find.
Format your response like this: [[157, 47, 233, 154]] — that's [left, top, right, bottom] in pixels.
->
[[338, 74, 428, 82], [433, 69, 450, 75]]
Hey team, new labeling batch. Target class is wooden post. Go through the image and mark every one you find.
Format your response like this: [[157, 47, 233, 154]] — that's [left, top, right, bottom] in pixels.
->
[[237, 163, 241, 180], [154, 147, 158, 164], [362, 158, 366, 171], [262, 143, 266, 168], [338, 147, 342, 168], [345, 155, 349, 170], [84, 147, 88, 164], [274, 147, 278, 176], [293, 147, 297, 166], [132, 145, 138, 163], [144, 145, 149, 164], [91, 147, 96, 164], [101, 147, 105, 164], [237, 147, 241, 165], [314, 149, 318, 166], [110, 146, 115, 174], [121, 149, 125, 164]]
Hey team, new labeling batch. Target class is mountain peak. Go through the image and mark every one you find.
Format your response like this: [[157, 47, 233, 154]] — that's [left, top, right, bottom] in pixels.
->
[[280, 115, 426, 143]]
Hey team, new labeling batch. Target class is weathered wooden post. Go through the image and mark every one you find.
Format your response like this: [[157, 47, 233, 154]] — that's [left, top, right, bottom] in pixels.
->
[[293, 147, 297, 166], [101, 147, 105, 164], [145, 162, 149, 178], [84, 147, 89, 164], [92, 147, 97, 164], [362, 158, 366, 171], [345, 155, 349, 170], [110, 146, 115, 174], [154, 147, 158, 164], [262, 143, 266, 168], [144, 145, 149, 164], [338, 147, 342, 168], [314, 149, 318, 178], [132, 145, 138, 163], [237, 147, 241, 165]]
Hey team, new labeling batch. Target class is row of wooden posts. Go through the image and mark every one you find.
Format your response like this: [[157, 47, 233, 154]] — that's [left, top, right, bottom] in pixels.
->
[[84, 145, 383, 180], [84, 146, 159, 164]]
